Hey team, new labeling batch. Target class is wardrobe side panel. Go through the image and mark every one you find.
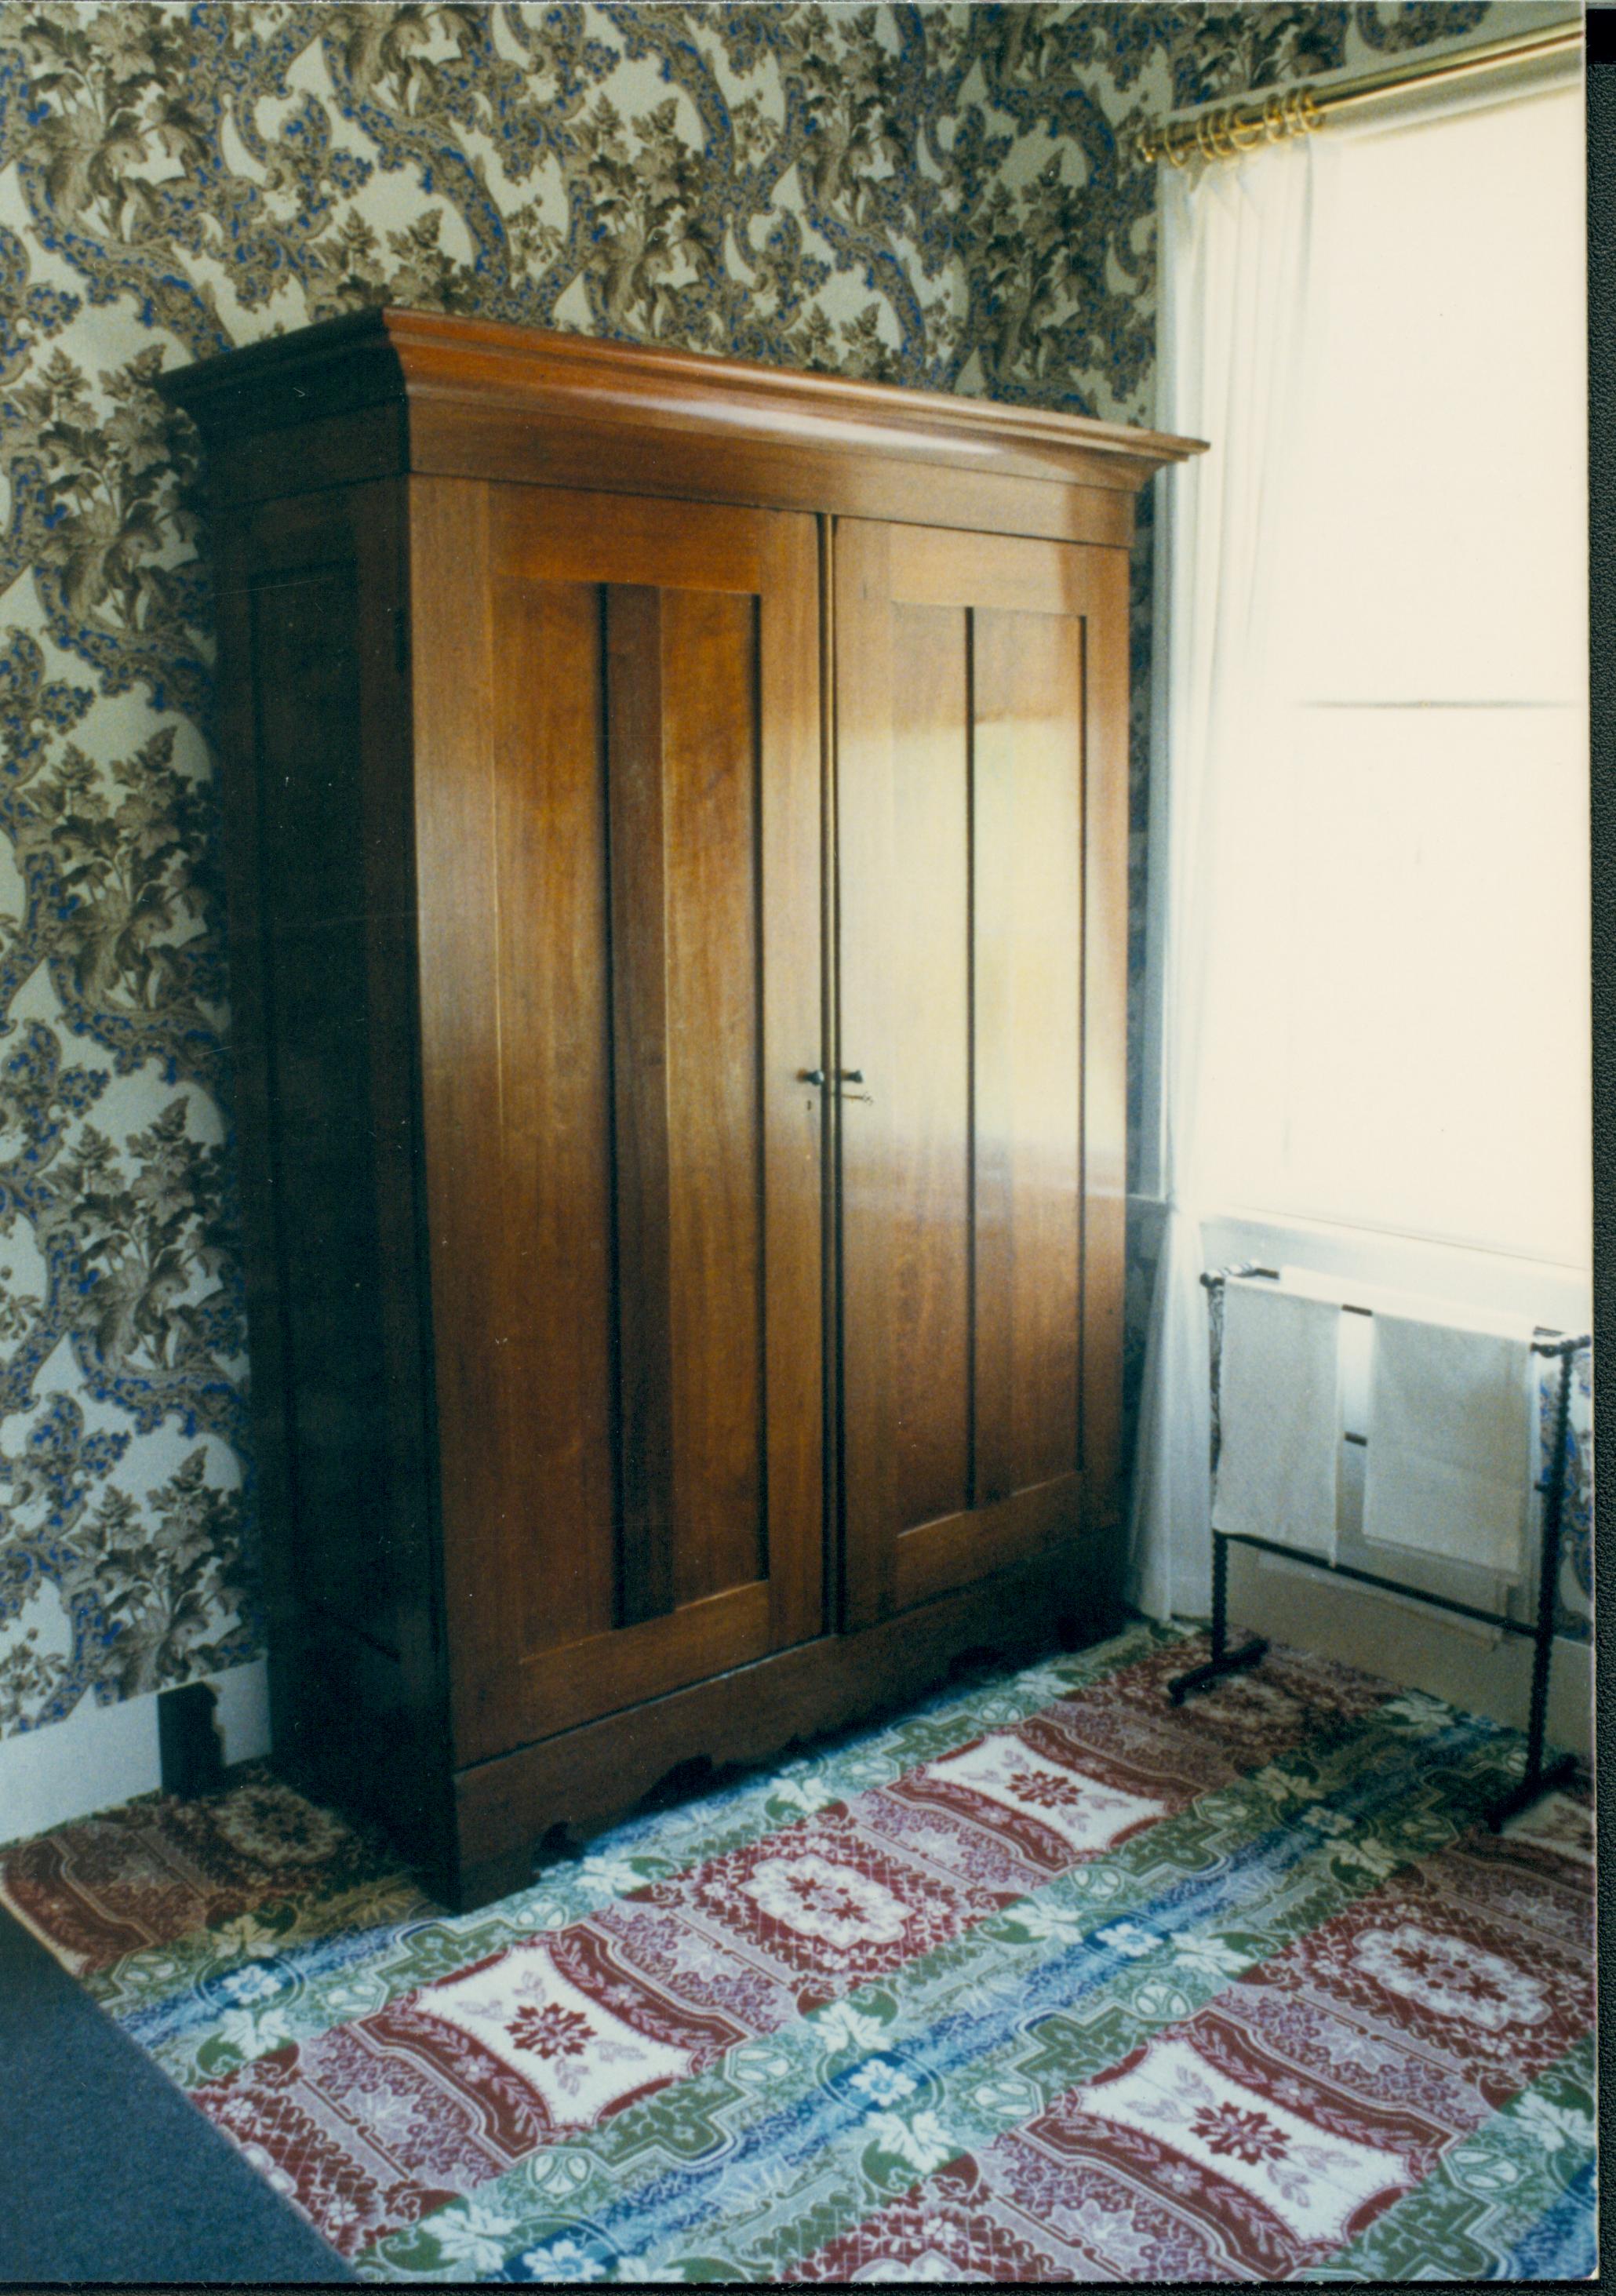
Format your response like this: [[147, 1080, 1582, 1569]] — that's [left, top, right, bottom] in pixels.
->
[[212, 482, 446, 1860], [251, 564, 395, 1630]]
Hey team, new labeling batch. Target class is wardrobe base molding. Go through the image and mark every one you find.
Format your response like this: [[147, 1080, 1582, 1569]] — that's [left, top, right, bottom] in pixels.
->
[[453, 1543, 1117, 1910], [288, 1545, 1114, 1913]]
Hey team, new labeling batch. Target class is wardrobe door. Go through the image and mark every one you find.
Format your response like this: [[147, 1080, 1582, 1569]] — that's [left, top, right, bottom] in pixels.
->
[[835, 519, 1128, 1627], [413, 483, 825, 1765]]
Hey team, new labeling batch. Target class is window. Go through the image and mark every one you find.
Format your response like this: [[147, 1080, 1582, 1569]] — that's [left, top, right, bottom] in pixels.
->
[[1193, 85, 1588, 1271]]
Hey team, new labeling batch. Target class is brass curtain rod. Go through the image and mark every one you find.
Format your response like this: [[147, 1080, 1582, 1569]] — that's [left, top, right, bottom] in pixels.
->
[[1138, 18, 1582, 168]]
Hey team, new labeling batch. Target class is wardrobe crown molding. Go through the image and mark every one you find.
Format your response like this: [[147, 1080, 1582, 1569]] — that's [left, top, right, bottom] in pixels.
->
[[158, 305, 1206, 523]]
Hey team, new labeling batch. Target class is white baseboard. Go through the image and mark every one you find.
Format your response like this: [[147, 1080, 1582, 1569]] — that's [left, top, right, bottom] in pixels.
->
[[1228, 1546, 1592, 1759], [0, 1657, 271, 1848]]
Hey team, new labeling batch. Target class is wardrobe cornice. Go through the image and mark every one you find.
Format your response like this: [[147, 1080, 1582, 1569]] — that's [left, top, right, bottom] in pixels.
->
[[160, 307, 1205, 547]]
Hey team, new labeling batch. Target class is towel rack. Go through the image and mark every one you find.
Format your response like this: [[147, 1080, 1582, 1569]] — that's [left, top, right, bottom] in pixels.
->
[[1166, 1262, 1588, 1831]]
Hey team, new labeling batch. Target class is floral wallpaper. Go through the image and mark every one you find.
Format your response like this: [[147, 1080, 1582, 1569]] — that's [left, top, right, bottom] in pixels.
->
[[0, 0, 1579, 1748]]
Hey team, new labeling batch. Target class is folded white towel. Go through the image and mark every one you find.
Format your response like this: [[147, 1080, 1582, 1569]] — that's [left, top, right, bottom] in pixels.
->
[[1214, 1279, 1341, 1559], [1362, 1311, 1534, 1580]]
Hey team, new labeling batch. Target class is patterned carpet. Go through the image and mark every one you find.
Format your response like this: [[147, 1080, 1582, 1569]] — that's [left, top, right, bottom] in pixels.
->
[[0, 1622, 1596, 2283]]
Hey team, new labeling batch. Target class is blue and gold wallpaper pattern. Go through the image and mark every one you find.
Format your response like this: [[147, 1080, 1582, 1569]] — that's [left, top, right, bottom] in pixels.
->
[[1, 2, 1578, 1744]]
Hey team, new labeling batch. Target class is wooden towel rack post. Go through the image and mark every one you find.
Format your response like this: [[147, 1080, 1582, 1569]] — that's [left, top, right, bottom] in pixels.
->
[[1166, 1266, 1589, 1831]]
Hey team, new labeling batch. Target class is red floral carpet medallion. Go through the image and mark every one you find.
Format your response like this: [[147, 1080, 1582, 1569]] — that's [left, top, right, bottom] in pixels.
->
[[2, 1625, 1595, 2281]]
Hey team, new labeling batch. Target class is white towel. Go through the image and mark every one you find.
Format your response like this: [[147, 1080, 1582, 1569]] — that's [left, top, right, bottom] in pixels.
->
[[1279, 1267, 1543, 1337], [1361, 1311, 1534, 1580], [1214, 1279, 1341, 1559]]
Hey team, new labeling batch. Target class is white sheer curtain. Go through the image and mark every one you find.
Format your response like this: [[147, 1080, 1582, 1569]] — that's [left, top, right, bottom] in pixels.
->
[[1127, 71, 1586, 1623], [1126, 143, 1317, 1620], [1194, 85, 1588, 1266]]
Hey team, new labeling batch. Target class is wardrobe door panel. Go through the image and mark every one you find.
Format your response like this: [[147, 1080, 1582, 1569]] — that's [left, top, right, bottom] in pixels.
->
[[837, 519, 1121, 1627], [972, 604, 1085, 1504], [652, 587, 769, 1610], [414, 484, 824, 1763], [852, 599, 974, 1541]]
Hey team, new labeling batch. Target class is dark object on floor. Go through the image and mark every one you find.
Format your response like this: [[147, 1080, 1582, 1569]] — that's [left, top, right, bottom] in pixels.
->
[[0, 1901, 352, 2284], [157, 1679, 227, 1798]]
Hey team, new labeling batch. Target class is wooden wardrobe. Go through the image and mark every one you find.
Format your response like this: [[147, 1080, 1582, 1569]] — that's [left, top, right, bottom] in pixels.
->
[[162, 311, 1198, 1910]]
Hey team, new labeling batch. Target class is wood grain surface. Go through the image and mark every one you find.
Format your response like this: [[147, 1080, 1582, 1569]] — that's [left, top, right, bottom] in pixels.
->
[[837, 519, 1117, 1631]]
